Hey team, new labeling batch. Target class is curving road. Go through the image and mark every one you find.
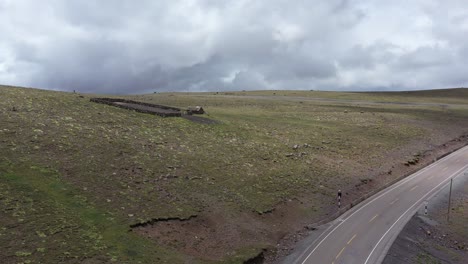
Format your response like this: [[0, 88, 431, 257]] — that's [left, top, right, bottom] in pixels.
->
[[290, 146, 468, 264]]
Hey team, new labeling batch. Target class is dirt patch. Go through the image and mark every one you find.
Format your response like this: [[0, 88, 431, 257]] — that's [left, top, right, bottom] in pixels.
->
[[132, 198, 320, 261], [133, 210, 261, 261], [182, 115, 221, 124]]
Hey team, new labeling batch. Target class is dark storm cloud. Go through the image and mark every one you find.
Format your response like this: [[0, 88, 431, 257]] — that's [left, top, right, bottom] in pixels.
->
[[0, 0, 467, 93]]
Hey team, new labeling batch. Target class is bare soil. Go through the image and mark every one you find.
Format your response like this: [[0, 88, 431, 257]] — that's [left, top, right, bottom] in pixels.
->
[[133, 198, 316, 261], [182, 115, 221, 124]]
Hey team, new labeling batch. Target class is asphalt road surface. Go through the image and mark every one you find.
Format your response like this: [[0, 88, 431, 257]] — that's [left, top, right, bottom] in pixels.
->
[[291, 146, 468, 264]]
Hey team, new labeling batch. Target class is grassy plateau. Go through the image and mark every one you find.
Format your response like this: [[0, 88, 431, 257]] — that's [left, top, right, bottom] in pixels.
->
[[1, 85, 468, 263]]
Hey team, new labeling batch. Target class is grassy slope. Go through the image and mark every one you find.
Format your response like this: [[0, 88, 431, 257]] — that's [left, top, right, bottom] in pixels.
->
[[1, 85, 468, 263]]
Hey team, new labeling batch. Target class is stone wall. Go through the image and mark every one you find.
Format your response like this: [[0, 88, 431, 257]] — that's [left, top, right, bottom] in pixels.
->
[[90, 98, 182, 117]]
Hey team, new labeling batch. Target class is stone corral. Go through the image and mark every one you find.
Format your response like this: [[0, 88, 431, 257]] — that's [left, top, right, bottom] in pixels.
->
[[90, 98, 182, 117]]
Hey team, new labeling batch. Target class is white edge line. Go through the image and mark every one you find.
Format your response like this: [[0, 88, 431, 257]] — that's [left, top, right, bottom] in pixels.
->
[[364, 165, 468, 264], [296, 146, 467, 264], [291, 223, 335, 264]]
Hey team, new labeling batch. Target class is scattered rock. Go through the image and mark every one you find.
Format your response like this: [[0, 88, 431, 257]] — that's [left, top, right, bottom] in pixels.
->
[[404, 157, 419, 166], [360, 178, 372, 184], [187, 106, 205, 115]]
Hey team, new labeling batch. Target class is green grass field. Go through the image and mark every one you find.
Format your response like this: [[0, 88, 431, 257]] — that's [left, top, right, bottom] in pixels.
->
[[1, 85, 468, 263]]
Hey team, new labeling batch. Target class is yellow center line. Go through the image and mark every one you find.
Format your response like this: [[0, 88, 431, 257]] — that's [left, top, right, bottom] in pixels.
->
[[390, 198, 399, 205], [443, 167, 448, 171], [427, 175, 434, 180], [456, 159, 460, 162], [410, 185, 418, 191], [369, 214, 379, 223], [347, 234, 357, 245], [336, 246, 346, 260]]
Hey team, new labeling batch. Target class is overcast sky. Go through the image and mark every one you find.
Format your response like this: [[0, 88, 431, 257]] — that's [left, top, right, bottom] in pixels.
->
[[1, 0, 467, 94]]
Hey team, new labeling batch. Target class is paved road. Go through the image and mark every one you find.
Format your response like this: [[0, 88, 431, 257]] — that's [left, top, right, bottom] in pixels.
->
[[291, 146, 468, 264]]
